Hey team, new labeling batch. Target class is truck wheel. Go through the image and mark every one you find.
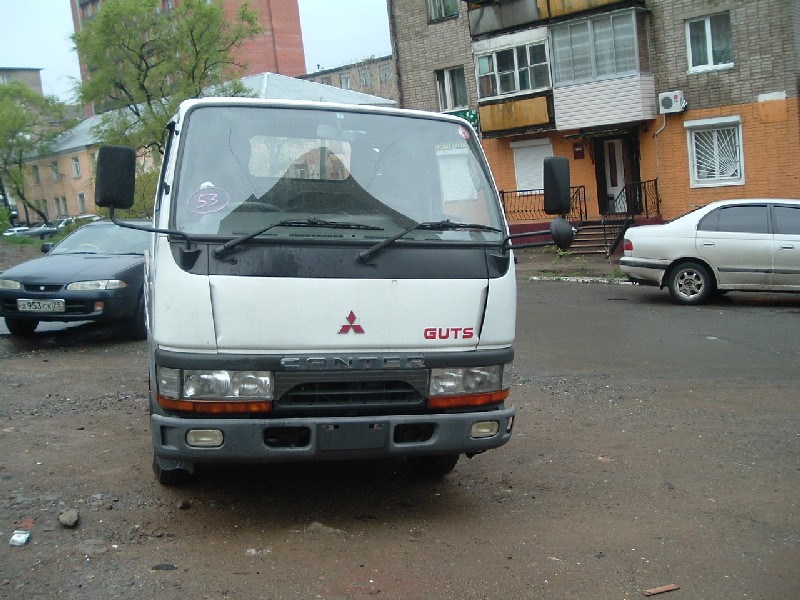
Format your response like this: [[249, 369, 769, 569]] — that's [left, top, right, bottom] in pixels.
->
[[152, 454, 191, 486], [407, 454, 459, 477], [5, 317, 39, 336]]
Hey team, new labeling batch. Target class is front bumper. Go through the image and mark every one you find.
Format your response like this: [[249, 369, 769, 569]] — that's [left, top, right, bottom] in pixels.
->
[[151, 406, 516, 465], [0, 289, 138, 322]]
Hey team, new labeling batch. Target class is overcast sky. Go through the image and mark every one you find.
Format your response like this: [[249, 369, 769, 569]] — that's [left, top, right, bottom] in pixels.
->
[[0, 0, 392, 103]]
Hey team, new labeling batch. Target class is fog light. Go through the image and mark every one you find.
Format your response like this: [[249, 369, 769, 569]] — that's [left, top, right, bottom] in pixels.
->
[[471, 420, 499, 439], [94, 301, 104, 312], [186, 429, 224, 448], [506, 415, 514, 433]]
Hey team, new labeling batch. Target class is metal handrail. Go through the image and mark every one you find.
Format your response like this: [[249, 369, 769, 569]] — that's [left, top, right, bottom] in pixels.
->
[[500, 185, 587, 223], [601, 179, 662, 255], [606, 179, 661, 218]]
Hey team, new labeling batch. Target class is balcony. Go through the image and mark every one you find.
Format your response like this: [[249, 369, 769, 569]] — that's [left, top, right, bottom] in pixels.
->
[[554, 74, 656, 130]]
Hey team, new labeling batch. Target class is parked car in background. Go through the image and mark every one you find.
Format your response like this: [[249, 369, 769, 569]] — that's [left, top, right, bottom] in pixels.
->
[[620, 199, 800, 305], [0, 220, 151, 337], [25, 218, 70, 239], [3, 226, 31, 237]]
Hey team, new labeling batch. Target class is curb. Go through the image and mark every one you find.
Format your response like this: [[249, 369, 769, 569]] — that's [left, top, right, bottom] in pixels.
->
[[525, 274, 634, 285]]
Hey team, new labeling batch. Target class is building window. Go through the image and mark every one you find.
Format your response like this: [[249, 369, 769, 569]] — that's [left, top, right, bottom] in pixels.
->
[[359, 68, 371, 88], [321, 76, 332, 85], [436, 67, 468, 111], [686, 13, 732, 72], [340, 74, 351, 90], [40, 199, 48, 219], [478, 42, 550, 99], [379, 64, 391, 84], [89, 151, 97, 174], [78, 192, 86, 213], [31, 165, 40, 185], [428, 0, 458, 21], [552, 11, 641, 85], [54, 197, 62, 216], [72, 156, 81, 178], [50, 161, 61, 182], [685, 116, 744, 188]]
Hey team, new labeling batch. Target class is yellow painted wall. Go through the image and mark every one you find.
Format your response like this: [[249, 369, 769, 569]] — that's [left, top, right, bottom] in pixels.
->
[[23, 149, 98, 221], [538, 0, 623, 19]]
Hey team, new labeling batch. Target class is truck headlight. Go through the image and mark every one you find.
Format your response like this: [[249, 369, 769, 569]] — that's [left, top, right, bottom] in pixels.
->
[[158, 367, 273, 400], [429, 365, 504, 396]]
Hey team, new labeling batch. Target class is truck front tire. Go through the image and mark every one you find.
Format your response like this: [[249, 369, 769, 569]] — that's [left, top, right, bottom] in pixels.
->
[[152, 454, 191, 486], [407, 454, 459, 477]]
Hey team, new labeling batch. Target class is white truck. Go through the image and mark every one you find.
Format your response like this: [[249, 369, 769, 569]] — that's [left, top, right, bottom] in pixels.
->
[[94, 98, 572, 484]]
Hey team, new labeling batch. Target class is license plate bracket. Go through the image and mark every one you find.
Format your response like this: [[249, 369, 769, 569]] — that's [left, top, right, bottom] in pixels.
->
[[17, 299, 66, 313], [319, 422, 388, 451]]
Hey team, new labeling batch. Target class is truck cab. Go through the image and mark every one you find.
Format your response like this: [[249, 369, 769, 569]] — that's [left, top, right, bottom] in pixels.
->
[[95, 98, 569, 484]]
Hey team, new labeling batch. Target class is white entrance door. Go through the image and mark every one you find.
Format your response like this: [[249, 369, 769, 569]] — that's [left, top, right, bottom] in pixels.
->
[[512, 140, 553, 190], [604, 139, 626, 213]]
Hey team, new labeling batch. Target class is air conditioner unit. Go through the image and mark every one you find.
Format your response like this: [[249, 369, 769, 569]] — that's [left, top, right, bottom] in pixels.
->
[[659, 90, 686, 114]]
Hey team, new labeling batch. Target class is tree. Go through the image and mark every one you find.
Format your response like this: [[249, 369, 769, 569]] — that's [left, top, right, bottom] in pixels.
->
[[74, 0, 262, 156], [0, 82, 73, 225]]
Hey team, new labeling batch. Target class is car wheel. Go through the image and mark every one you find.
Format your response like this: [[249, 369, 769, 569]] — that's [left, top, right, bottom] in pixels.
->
[[5, 317, 39, 336], [668, 261, 714, 305], [407, 454, 460, 477]]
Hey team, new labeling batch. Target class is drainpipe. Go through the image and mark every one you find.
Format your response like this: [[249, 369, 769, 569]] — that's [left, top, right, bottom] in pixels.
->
[[652, 114, 667, 184], [386, 0, 404, 107]]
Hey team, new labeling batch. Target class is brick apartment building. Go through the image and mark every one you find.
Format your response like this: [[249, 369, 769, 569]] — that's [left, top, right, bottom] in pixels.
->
[[0, 68, 44, 95], [300, 55, 401, 104], [388, 0, 800, 238]]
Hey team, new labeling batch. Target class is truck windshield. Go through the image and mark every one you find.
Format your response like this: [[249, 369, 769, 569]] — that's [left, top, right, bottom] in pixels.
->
[[173, 105, 504, 244]]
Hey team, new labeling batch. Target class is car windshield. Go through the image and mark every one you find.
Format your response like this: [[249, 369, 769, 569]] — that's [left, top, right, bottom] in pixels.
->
[[51, 223, 151, 255], [172, 105, 504, 244]]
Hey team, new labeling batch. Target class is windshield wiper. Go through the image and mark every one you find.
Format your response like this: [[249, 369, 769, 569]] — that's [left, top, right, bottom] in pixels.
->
[[358, 219, 502, 263], [214, 218, 384, 259]]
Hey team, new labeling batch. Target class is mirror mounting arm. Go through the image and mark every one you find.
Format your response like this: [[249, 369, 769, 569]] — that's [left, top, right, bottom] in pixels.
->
[[108, 207, 202, 270]]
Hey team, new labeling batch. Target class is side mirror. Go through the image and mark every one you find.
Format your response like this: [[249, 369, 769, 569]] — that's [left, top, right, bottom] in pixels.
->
[[550, 216, 575, 251], [543, 156, 571, 216], [95, 145, 136, 209], [41, 243, 54, 254]]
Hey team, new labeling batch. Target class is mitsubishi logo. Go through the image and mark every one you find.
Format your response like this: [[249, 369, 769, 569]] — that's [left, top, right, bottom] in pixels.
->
[[338, 310, 364, 334]]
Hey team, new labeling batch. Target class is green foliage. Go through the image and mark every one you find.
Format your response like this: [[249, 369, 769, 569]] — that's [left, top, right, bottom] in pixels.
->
[[74, 0, 262, 156], [0, 82, 74, 223]]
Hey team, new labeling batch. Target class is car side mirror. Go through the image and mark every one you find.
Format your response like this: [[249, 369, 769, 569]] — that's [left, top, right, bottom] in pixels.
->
[[95, 145, 136, 210], [41, 243, 54, 254], [543, 156, 571, 216]]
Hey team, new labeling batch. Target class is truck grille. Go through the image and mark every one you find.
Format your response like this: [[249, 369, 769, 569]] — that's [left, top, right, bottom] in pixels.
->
[[274, 370, 428, 415]]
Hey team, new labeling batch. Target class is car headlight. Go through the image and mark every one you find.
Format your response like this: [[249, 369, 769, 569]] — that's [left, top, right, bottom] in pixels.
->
[[429, 365, 505, 396], [0, 279, 21, 290], [66, 279, 128, 291], [157, 367, 274, 400]]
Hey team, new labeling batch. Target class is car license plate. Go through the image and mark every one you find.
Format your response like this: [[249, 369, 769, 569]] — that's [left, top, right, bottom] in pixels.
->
[[17, 299, 66, 313]]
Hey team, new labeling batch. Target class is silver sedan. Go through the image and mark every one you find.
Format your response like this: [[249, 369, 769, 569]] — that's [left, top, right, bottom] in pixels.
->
[[620, 199, 800, 304]]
